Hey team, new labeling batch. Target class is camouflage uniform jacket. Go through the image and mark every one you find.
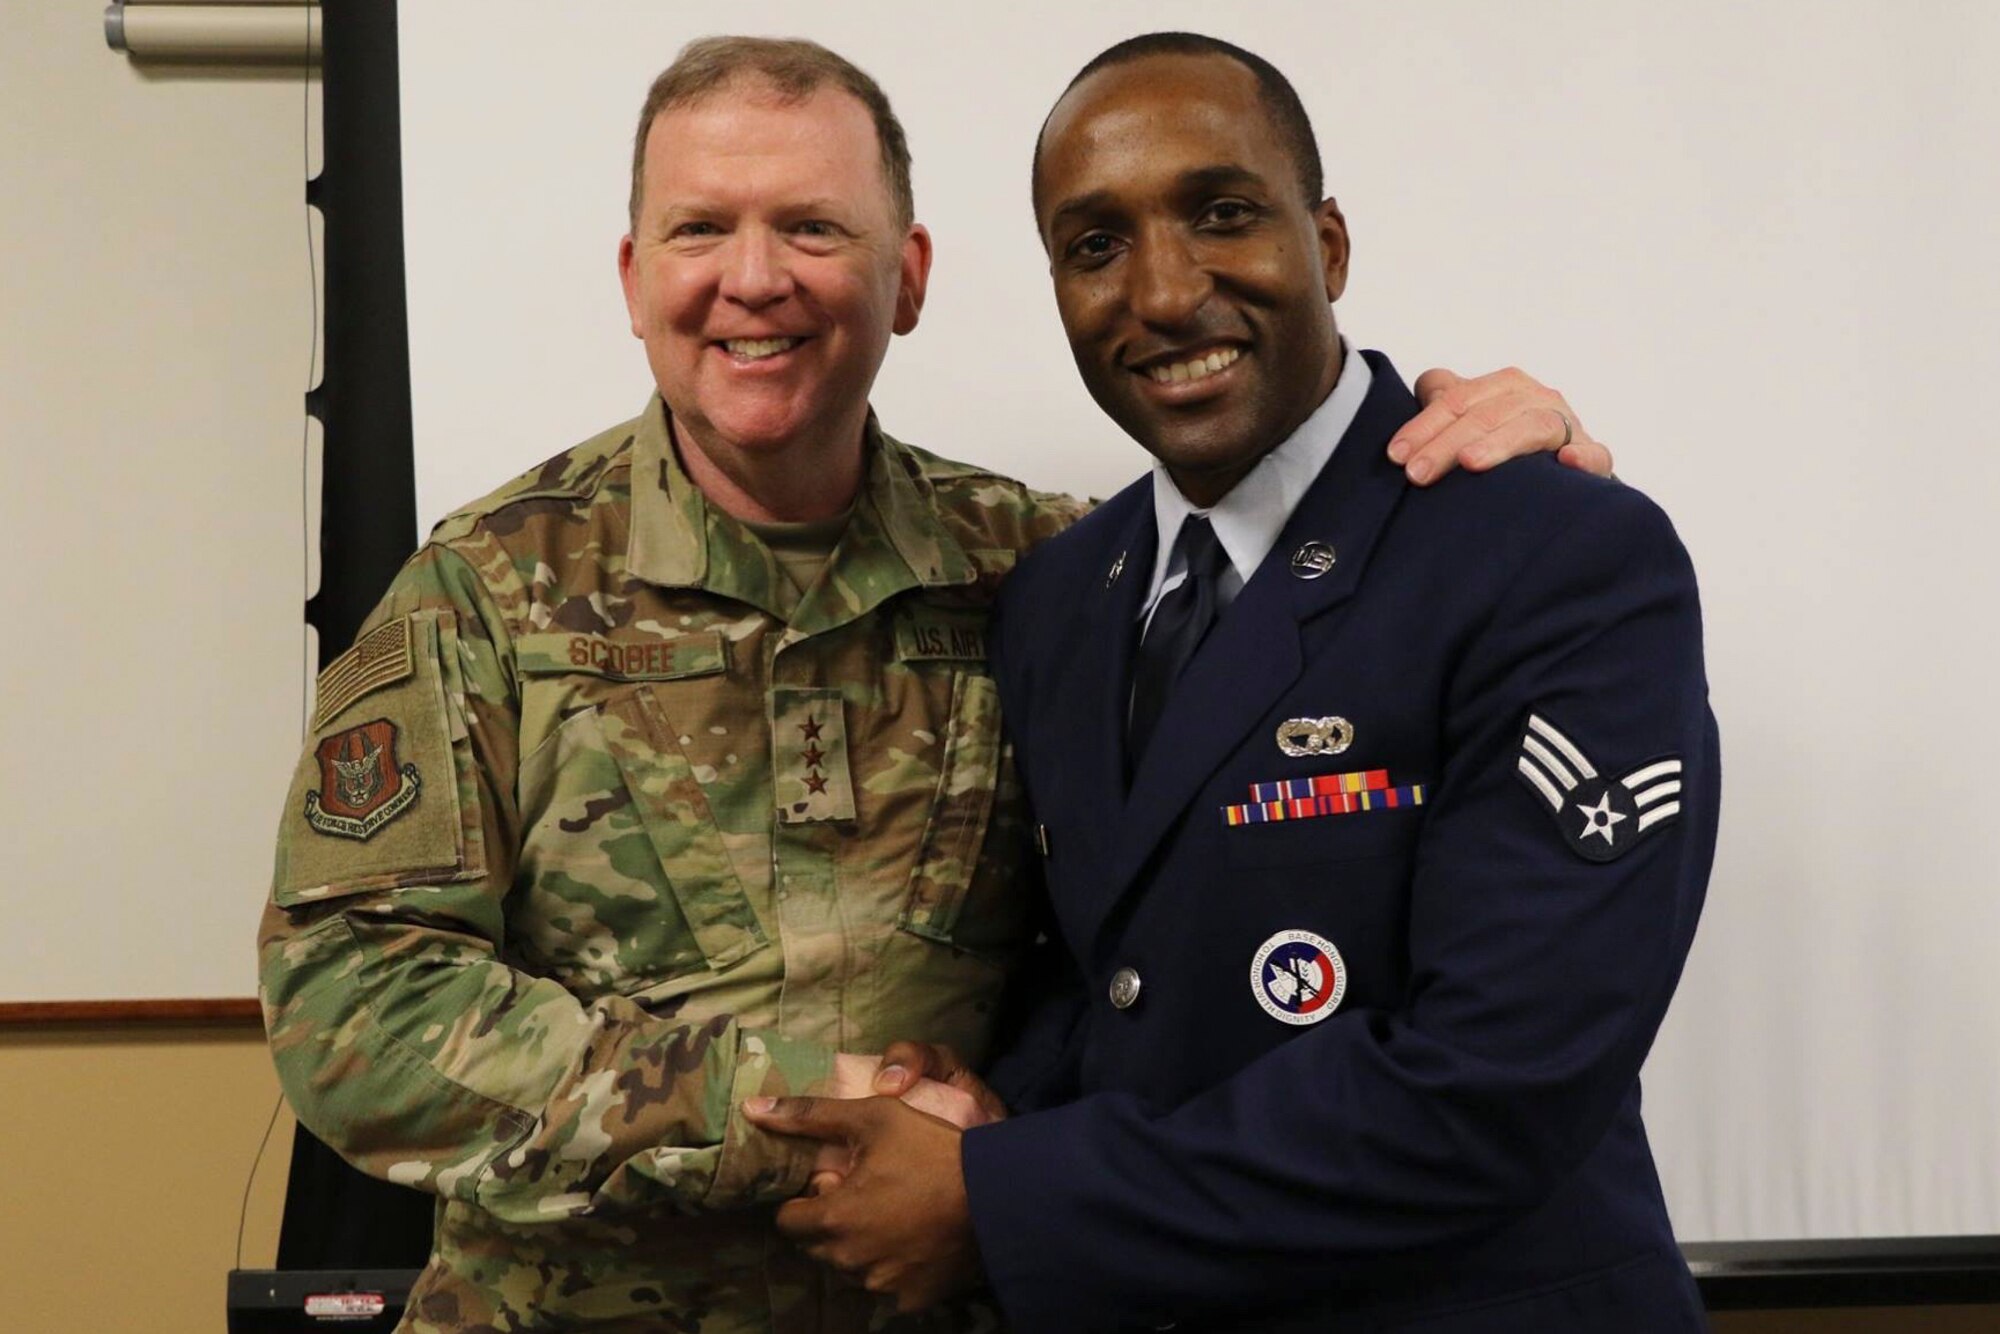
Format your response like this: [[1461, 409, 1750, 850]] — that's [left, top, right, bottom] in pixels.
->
[[260, 397, 1081, 1332]]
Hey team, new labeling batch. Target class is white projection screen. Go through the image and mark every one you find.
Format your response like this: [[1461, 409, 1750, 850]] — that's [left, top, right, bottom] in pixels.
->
[[398, 1, 2000, 1245]]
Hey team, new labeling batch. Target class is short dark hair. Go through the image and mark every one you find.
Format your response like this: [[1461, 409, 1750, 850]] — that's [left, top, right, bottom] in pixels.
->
[[630, 36, 914, 231], [1033, 32, 1324, 215]]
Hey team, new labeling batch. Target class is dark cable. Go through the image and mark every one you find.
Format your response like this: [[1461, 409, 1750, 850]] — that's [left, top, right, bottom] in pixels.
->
[[301, 0, 321, 740], [235, 2, 319, 1275], [235, 1093, 286, 1270]]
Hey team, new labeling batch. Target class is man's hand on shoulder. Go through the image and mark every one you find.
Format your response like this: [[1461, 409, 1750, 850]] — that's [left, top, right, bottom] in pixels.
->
[[1391, 366, 1616, 485]]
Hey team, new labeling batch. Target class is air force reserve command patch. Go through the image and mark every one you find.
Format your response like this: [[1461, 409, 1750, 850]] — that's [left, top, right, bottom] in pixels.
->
[[1515, 712, 1682, 863], [275, 610, 480, 901], [304, 719, 421, 841], [1251, 929, 1346, 1025]]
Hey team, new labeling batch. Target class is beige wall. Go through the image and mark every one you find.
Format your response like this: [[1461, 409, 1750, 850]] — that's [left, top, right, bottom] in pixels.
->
[[0, 1027, 294, 1332]]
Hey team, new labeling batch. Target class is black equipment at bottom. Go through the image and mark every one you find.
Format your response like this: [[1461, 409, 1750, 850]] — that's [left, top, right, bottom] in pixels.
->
[[226, 1269, 418, 1333]]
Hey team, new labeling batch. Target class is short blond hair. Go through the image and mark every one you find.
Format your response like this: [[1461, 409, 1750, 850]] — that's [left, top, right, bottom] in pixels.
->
[[628, 36, 914, 231]]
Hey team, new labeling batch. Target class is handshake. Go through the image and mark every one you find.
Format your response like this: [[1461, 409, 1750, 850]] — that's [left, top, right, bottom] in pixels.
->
[[741, 1041, 1006, 1312], [782, 1039, 1009, 1187], [828, 1042, 1008, 1129]]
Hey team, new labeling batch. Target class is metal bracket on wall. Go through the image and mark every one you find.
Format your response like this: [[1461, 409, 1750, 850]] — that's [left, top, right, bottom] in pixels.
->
[[105, 2, 321, 64]]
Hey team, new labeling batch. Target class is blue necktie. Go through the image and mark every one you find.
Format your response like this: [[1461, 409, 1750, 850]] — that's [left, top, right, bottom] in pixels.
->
[[1129, 516, 1229, 769]]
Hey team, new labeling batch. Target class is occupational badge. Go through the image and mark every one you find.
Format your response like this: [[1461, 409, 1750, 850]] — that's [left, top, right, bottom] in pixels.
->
[[1276, 715, 1353, 758], [304, 719, 421, 841], [1514, 712, 1681, 863], [1250, 929, 1346, 1025]]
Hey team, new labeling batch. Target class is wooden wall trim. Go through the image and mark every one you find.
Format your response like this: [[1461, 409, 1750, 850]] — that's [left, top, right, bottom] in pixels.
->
[[0, 998, 263, 1026]]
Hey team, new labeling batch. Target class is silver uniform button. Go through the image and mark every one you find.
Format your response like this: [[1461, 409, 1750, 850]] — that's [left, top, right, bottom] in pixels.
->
[[1109, 967, 1143, 1010]]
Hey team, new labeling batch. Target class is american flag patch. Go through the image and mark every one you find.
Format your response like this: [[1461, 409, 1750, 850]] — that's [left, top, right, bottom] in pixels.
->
[[312, 618, 414, 730]]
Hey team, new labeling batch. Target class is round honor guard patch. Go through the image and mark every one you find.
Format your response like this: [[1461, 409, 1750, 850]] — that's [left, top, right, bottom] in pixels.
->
[[1250, 930, 1346, 1025]]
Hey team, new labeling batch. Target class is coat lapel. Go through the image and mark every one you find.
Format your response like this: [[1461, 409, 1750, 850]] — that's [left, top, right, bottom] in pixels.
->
[[1041, 487, 1156, 896], [1085, 354, 1420, 944]]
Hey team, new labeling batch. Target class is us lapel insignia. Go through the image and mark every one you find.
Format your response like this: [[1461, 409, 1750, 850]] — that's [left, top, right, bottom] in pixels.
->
[[1289, 541, 1336, 579], [1250, 929, 1346, 1025], [1276, 715, 1354, 758], [1106, 550, 1127, 587], [1514, 712, 1682, 863]]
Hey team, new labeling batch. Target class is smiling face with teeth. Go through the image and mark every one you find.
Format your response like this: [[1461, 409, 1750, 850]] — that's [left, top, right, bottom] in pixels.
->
[[1036, 52, 1349, 506], [619, 78, 931, 519]]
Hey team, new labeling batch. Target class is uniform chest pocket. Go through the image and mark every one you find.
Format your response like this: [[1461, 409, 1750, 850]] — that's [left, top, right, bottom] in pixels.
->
[[897, 668, 1033, 958], [514, 659, 767, 994], [596, 689, 769, 970], [1223, 802, 1425, 869]]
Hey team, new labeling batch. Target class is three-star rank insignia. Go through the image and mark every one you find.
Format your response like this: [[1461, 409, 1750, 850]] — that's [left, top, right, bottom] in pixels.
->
[[304, 719, 421, 841], [1515, 713, 1681, 863], [773, 688, 857, 823]]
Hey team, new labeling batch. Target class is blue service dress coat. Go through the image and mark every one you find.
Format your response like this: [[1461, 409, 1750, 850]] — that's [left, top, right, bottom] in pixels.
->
[[961, 353, 1720, 1333]]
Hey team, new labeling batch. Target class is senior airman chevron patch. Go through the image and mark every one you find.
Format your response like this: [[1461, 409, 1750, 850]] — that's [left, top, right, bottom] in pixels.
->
[[1515, 712, 1682, 863]]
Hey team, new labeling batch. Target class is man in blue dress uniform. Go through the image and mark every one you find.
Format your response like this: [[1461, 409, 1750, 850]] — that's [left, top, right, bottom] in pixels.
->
[[749, 32, 1718, 1333]]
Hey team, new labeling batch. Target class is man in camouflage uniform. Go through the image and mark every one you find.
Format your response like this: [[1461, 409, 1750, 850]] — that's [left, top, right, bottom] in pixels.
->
[[260, 34, 1606, 1334]]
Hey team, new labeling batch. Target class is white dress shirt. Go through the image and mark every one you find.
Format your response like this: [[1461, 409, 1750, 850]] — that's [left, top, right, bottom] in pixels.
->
[[1138, 338, 1372, 631]]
